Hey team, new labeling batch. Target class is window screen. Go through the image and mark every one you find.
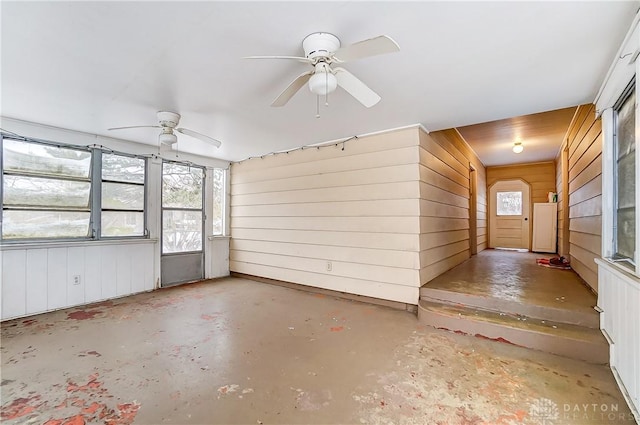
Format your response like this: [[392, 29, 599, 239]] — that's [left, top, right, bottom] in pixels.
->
[[614, 85, 636, 267], [2, 139, 91, 239], [101, 153, 146, 237]]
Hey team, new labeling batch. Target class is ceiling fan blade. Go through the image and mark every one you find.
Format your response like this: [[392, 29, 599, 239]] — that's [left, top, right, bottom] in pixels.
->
[[333, 35, 400, 63], [271, 71, 313, 107], [176, 128, 222, 148], [108, 125, 160, 131], [244, 55, 312, 64], [333, 67, 381, 108]]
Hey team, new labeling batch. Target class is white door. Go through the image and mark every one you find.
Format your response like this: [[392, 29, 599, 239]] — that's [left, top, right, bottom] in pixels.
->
[[532, 203, 558, 253], [489, 179, 530, 250]]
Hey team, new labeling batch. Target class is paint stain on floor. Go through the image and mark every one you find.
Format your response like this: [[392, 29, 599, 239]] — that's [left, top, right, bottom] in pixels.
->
[[1, 278, 635, 424]]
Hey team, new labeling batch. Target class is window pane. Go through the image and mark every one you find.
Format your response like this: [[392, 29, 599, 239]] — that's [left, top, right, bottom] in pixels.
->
[[102, 154, 145, 183], [101, 182, 144, 210], [615, 88, 635, 261], [2, 210, 90, 239], [212, 168, 224, 235], [617, 208, 636, 261], [162, 210, 202, 253], [101, 211, 144, 237], [3, 139, 90, 178], [496, 191, 522, 216], [162, 163, 203, 209], [3, 175, 90, 208]]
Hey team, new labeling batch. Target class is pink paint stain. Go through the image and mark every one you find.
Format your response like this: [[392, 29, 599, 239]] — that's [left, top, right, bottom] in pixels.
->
[[1, 395, 41, 420], [330, 326, 344, 332], [67, 310, 102, 321]]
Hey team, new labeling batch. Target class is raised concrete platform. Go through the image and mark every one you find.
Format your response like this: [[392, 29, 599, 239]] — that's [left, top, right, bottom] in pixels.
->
[[419, 249, 608, 363]]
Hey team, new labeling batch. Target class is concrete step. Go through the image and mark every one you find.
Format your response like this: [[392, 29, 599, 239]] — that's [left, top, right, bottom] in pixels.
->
[[420, 286, 599, 329], [417, 299, 609, 364]]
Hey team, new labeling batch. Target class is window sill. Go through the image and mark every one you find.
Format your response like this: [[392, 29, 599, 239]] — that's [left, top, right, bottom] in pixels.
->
[[595, 258, 640, 285], [0, 238, 158, 251]]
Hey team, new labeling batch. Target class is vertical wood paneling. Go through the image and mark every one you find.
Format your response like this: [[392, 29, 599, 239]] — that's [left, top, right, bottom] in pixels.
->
[[84, 246, 102, 303], [1, 242, 156, 320], [67, 247, 85, 306], [229, 127, 422, 304], [2, 250, 26, 318], [47, 248, 67, 310], [566, 104, 602, 291], [116, 247, 132, 296], [25, 249, 48, 315], [131, 247, 147, 294], [101, 245, 118, 299], [597, 260, 640, 415]]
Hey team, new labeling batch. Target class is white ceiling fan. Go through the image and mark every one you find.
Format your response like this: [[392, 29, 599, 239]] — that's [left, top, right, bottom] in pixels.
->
[[246, 32, 400, 108], [108, 111, 222, 148]]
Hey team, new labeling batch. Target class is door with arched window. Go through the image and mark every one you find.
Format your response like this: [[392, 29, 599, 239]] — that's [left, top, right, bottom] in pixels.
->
[[489, 179, 531, 250]]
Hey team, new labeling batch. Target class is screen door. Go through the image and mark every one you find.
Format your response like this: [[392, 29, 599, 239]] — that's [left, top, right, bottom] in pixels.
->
[[161, 161, 205, 286]]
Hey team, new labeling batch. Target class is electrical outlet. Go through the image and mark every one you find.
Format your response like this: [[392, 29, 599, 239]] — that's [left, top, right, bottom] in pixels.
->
[[73, 275, 81, 285], [326, 261, 332, 272]]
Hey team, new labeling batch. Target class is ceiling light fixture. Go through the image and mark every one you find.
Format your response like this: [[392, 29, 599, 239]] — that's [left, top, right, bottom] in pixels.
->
[[512, 141, 524, 154], [308, 67, 337, 96]]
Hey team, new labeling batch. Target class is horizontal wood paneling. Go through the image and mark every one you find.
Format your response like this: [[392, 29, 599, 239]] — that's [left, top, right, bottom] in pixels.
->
[[231, 239, 419, 269], [231, 126, 487, 301], [419, 129, 486, 283], [555, 156, 567, 257], [232, 164, 418, 195], [229, 261, 418, 304], [565, 104, 602, 291], [487, 162, 557, 205], [230, 127, 422, 304]]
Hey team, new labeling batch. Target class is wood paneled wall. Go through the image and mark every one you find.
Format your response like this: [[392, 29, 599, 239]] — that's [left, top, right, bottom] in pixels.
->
[[565, 104, 602, 291], [230, 127, 422, 304], [486, 162, 557, 251], [230, 126, 487, 303], [418, 128, 486, 284], [1, 241, 156, 320], [487, 162, 557, 205], [556, 145, 570, 258]]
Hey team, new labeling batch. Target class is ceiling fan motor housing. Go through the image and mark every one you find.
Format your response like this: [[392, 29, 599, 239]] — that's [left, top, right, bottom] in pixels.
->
[[303, 33, 340, 60], [157, 111, 180, 128]]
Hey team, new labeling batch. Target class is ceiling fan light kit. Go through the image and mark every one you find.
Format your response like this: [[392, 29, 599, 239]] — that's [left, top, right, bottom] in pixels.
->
[[108, 111, 222, 149], [308, 66, 337, 96], [245, 32, 400, 112]]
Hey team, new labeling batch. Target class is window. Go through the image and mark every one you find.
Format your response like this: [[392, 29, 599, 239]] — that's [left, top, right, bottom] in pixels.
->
[[162, 162, 204, 253], [1, 136, 147, 241], [101, 153, 146, 237], [612, 83, 636, 269], [496, 191, 522, 216], [212, 168, 225, 235], [2, 138, 92, 239]]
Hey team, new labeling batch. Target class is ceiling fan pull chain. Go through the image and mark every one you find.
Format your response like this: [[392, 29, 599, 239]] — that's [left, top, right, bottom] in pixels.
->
[[316, 95, 320, 118], [325, 72, 330, 107]]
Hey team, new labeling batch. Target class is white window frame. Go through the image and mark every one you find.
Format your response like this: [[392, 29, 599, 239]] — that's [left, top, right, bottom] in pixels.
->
[[598, 14, 640, 277]]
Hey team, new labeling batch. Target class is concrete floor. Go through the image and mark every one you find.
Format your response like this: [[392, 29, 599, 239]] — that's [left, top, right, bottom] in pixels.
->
[[424, 249, 598, 315], [1, 277, 636, 424]]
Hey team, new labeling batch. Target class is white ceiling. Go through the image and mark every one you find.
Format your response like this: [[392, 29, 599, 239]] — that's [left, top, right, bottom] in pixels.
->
[[1, 1, 637, 164]]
